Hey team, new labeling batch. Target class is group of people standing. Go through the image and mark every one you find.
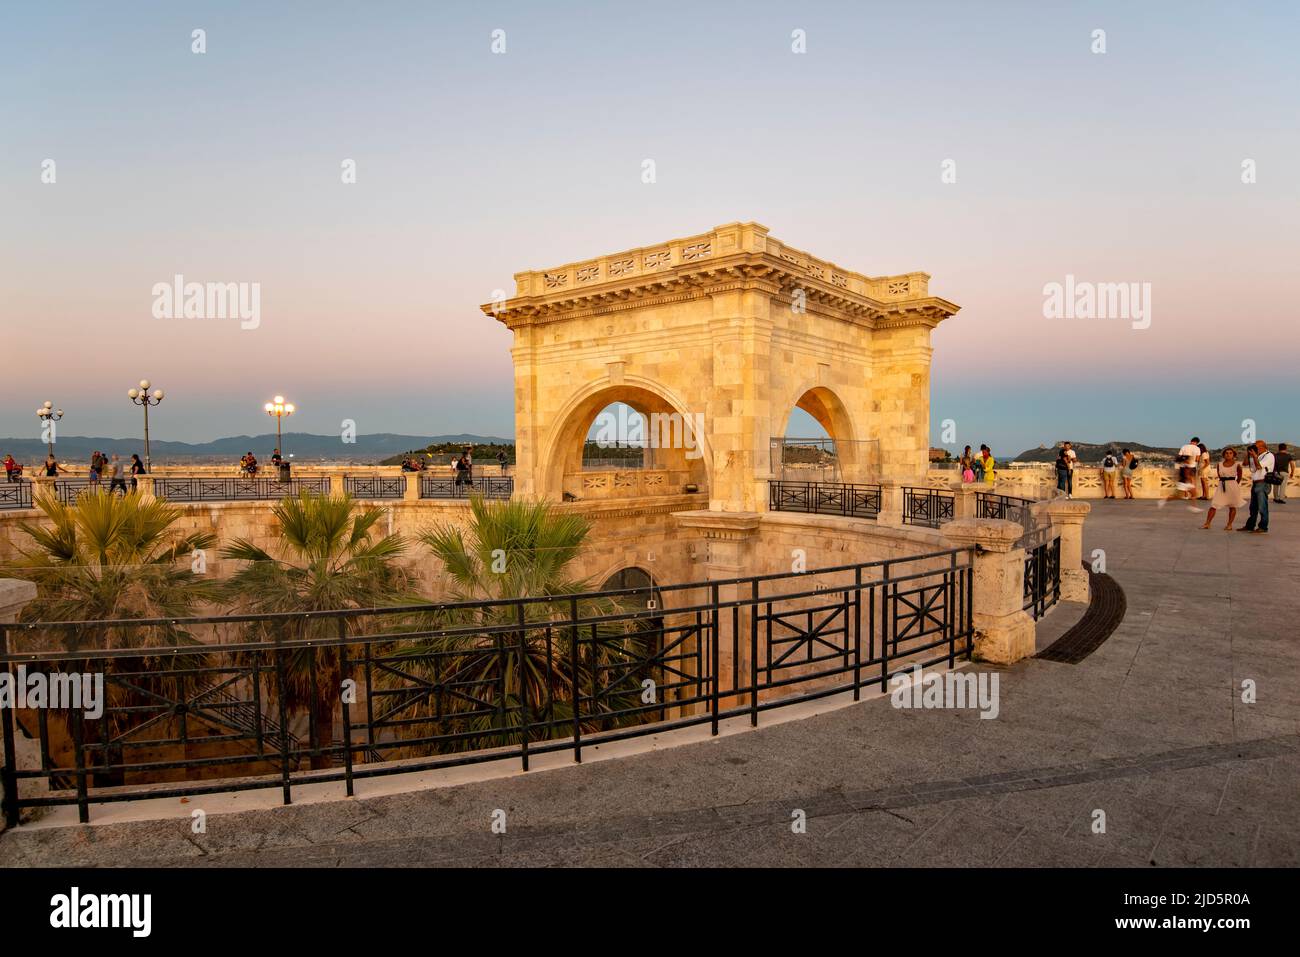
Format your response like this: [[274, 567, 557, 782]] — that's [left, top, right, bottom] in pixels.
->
[[957, 445, 996, 484], [1194, 439, 1292, 533], [1097, 445, 1142, 499], [1051, 440, 1140, 500], [85, 450, 145, 493]]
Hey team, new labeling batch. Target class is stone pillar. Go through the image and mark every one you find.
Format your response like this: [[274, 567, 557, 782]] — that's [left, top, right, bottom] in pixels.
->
[[28, 477, 55, 503], [941, 518, 1035, 664], [1046, 500, 1091, 602], [869, 323, 935, 484], [403, 472, 420, 501], [954, 485, 979, 519], [511, 323, 541, 500], [706, 291, 772, 513], [877, 481, 903, 526]]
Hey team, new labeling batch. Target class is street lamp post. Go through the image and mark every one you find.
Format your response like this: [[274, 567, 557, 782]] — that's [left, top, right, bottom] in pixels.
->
[[264, 395, 295, 455], [35, 401, 64, 457], [127, 379, 165, 473]]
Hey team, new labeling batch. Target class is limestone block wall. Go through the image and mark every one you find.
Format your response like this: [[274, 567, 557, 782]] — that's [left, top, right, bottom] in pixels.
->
[[0, 496, 700, 605]]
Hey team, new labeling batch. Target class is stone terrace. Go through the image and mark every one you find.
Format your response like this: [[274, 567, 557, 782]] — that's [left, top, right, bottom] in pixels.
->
[[2, 499, 1296, 867]]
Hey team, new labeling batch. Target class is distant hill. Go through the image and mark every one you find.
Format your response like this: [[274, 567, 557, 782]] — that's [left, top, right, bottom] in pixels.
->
[[0, 433, 511, 465], [1010, 440, 1295, 465], [1011, 442, 1179, 464]]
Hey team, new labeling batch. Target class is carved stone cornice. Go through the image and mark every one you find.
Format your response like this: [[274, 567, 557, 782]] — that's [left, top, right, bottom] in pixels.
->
[[553, 494, 702, 520], [482, 222, 960, 331]]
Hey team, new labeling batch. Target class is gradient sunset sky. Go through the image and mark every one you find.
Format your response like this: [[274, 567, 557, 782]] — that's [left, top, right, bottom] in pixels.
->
[[2, 1, 1297, 455]]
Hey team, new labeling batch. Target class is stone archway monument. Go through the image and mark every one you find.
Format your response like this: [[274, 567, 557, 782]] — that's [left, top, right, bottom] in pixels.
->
[[483, 222, 960, 511]]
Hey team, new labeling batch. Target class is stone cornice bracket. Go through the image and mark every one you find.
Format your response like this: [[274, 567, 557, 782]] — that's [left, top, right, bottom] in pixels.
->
[[1045, 500, 1091, 525], [940, 517, 1023, 553], [673, 510, 762, 541]]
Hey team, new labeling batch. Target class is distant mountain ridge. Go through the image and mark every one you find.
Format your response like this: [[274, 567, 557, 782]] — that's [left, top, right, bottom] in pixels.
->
[[1010, 440, 1295, 465], [0, 433, 511, 463], [1011, 441, 1177, 464]]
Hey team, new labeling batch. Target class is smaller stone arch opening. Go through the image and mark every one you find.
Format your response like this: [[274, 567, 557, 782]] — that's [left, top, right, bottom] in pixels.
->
[[773, 387, 878, 485]]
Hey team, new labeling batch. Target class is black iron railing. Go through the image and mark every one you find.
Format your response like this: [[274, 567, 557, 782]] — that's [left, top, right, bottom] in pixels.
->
[[0, 482, 33, 511], [1024, 533, 1062, 620], [975, 491, 1033, 529], [419, 475, 513, 500], [902, 486, 955, 528], [153, 476, 330, 502], [768, 480, 882, 519], [0, 548, 972, 825], [50, 479, 95, 504], [343, 475, 405, 500], [977, 494, 1034, 546]]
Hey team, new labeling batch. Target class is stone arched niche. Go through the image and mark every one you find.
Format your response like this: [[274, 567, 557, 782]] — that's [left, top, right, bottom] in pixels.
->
[[541, 383, 711, 502]]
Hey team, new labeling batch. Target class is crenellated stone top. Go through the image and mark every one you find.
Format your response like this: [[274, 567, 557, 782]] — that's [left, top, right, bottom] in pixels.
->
[[482, 221, 959, 330]]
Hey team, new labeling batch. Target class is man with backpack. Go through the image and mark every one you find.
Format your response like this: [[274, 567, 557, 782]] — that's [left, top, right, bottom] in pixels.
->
[[1101, 448, 1120, 499]]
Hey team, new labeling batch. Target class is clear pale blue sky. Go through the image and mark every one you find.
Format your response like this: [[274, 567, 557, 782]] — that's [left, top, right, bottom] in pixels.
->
[[2, 1, 1297, 456]]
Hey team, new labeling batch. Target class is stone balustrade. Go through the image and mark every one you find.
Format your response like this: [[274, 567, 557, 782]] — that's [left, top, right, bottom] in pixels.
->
[[926, 463, 1298, 501]]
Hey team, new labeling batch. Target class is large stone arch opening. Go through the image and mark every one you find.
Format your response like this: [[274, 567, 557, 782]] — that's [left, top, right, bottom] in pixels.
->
[[541, 381, 711, 502]]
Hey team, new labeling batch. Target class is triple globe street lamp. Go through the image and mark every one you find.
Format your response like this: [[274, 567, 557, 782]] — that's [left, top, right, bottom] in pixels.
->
[[128, 380, 165, 473], [36, 401, 64, 457], [264, 395, 295, 453]]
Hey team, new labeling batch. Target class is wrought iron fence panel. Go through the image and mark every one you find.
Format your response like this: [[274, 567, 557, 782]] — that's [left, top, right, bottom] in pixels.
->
[[419, 475, 514, 500], [1023, 535, 1062, 620], [154, 476, 330, 502], [0, 482, 32, 510], [768, 480, 881, 519], [52, 479, 95, 504], [902, 486, 955, 528], [343, 475, 405, 499], [761, 598, 850, 679]]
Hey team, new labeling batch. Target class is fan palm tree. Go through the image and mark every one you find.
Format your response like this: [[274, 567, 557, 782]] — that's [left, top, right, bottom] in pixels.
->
[[219, 491, 419, 768], [4, 488, 218, 650], [2, 489, 219, 765], [378, 496, 657, 753]]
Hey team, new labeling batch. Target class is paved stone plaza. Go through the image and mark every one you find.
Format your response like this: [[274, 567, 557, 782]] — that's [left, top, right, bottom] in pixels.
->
[[2, 499, 1296, 868]]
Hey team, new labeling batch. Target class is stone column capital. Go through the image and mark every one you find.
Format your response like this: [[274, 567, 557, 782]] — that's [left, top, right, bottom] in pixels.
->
[[1045, 500, 1091, 525], [940, 517, 1022, 553]]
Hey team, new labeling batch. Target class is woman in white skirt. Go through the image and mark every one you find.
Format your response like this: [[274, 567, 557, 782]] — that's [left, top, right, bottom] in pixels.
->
[[1201, 447, 1245, 530]]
